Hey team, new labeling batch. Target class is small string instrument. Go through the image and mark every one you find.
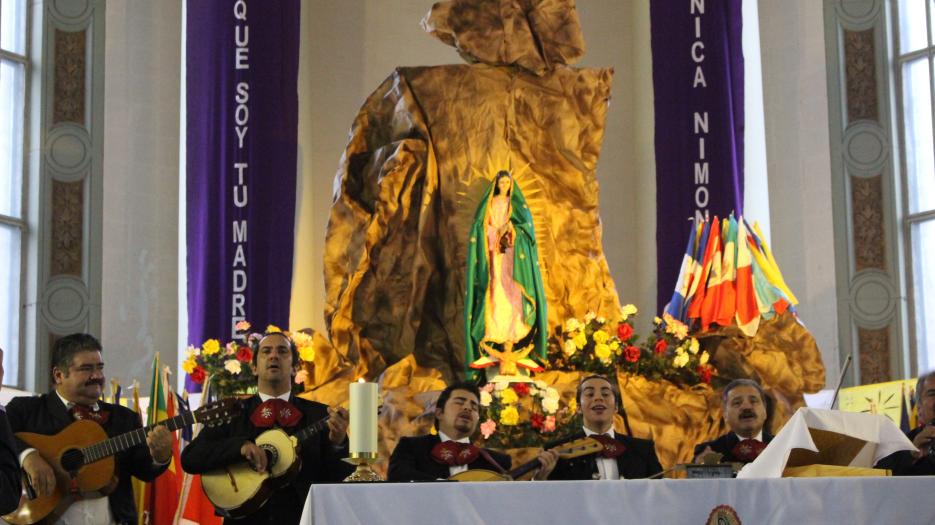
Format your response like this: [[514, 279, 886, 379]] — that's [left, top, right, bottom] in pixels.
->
[[449, 437, 603, 481]]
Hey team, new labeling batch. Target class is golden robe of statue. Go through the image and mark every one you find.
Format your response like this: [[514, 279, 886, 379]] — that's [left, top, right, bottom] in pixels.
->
[[324, 0, 620, 381]]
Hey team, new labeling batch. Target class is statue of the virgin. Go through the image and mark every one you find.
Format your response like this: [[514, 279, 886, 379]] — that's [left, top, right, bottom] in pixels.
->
[[464, 170, 548, 381]]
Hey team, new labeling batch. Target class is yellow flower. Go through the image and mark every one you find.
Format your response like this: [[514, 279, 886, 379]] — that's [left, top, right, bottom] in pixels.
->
[[499, 406, 520, 426], [594, 343, 611, 361], [688, 338, 700, 355], [564, 318, 582, 333], [610, 340, 620, 351], [568, 397, 577, 413], [653, 316, 663, 325], [573, 332, 587, 350], [592, 330, 609, 344], [500, 388, 519, 405], [673, 352, 690, 368], [699, 351, 710, 365], [584, 311, 597, 323], [266, 324, 282, 333], [182, 357, 197, 374], [620, 304, 638, 321], [563, 339, 577, 356], [201, 339, 221, 356], [292, 330, 313, 347], [299, 345, 316, 363]]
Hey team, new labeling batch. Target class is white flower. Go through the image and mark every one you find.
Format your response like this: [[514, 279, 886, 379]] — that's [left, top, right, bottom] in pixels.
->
[[621, 304, 638, 321], [480, 390, 493, 407], [562, 339, 577, 356], [535, 380, 547, 390], [544, 387, 560, 400], [564, 318, 582, 333], [541, 397, 559, 414], [529, 387, 540, 397], [596, 316, 606, 324], [584, 311, 597, 323], [224, 359, 242, 374], [495, 381, 509, 391], [186, 344, 200, 358]]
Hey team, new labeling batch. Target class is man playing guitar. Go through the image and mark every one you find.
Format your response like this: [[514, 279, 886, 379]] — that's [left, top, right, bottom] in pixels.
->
[[5, 333, 173, 524], [181, 330, 353, 523]]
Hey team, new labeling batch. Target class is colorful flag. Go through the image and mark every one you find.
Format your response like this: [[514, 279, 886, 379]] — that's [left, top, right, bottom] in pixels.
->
[[144, 355, 182, 525], [734, 218, 760, 336], [687, 217, 720, 321], [714, 216, 738, 327], [664, 221, 699, 322], [683, 220, 711, 319]]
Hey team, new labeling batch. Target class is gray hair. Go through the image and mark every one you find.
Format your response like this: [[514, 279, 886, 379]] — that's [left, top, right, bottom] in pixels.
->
[[720, 378, 766, 406], [915, 371, 935, 408]]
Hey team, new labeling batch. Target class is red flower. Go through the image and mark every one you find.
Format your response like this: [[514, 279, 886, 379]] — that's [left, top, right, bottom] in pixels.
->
[[624, 345, 641, 363], [513, 382, 530, 397], [654, 339, 668, 354], [617, 323, 634, 341], [530, 413, 545, 430], [236, 346, 253, 363], [190, 366, 206, 384], [697, 365, 713, 384]]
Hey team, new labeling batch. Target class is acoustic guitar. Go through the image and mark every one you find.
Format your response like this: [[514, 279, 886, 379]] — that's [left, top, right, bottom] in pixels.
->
[[449, 436, 603, 481], [2, 399, 238, 525], [200, 415, 331, 518]]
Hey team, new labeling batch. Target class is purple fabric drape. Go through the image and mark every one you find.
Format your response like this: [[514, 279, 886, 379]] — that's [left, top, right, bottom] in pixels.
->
[[186, 0, 300, 391], [650, 0, 744, 311]]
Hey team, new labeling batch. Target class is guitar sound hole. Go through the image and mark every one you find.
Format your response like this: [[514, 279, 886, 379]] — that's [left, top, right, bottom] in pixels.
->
[[61, 448, 84, 472]]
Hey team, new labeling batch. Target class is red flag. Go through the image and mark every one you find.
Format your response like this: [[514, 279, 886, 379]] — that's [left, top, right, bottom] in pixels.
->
[[686, 217, 720, 322], [734, 219, 760, 336], [144, 358, 182, 525], [176, 473, 222, 525]]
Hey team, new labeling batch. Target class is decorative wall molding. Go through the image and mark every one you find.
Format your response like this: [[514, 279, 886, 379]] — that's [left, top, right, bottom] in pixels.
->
[[843, 29, 878, 122], [52, 28, 86, 125]]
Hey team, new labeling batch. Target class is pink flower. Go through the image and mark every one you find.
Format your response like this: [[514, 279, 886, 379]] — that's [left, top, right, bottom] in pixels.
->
[[480, 418, 497, 439], [294, 369, 309, 385], [480, 383, 495, 393], [235, 320, 251, 331], [543, 415, 556, 433]]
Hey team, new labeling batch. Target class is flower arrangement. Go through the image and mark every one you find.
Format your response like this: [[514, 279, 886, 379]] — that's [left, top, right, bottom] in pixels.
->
[[547, 305, 716, 387], [475, 381, 579, 449], [618, 313, 714, 386], [182, 321, 316, 398]]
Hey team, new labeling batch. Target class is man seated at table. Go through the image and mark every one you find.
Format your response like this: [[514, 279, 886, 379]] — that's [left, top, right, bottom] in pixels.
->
[[875, 370, 935, 475], [181, 330, 354, 523], [389, 381, 546, 481], [693, 378, 773, 464], [547, 375, 663, 480]]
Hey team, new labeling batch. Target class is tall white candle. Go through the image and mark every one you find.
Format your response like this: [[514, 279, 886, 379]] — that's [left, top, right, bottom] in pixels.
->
[[349, 380, 378, 456]]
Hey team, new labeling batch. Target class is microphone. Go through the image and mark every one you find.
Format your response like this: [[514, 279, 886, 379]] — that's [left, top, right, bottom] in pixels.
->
[[830, 355, 853, 410]]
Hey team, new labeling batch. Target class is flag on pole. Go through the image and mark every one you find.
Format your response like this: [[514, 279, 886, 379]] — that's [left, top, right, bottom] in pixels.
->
[[687, 217, 720, 321], [175, 380, 222, 525], [664, 221, 700, 322], [714, 216, 738, 327], [143, 355, 183, 525]]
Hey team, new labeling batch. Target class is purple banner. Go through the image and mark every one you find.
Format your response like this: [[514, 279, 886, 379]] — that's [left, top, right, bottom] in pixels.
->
[[651, 0, 744, 311], [186, 0, 300, 390]]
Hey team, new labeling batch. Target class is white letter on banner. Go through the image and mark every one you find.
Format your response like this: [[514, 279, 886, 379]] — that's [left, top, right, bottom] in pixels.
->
[[233, 162, 247, 185], [235, 82, 250, 103], [235, 47, 249, 70], [232, 243, 246, 267], [233, 0, 247, 21], [698, 137, 706, 160], [233, 185, 248, 208], [690, 0, 704, 15], [691, 41, 705, 63], [695, 16, 702, 39], [693, 66, 707, 88], [236, 126, 248, 149], [235, 103, 249, 126], [695, 208, 710, 223], [233, 220, 247, 243], [695, 185, 709, 208], [693, 111, 709, 134], [233, 269, 247, 293], [230, 316, 245, 340], [232, 295, 245, 317], [694, 162, 709, 185], [235, 25, 249, 47]]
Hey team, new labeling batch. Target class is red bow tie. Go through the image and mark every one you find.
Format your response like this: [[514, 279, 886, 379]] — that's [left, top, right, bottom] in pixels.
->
[[431, 441, 480, 466], [590, 434, 626, 458], [250, 398, 303, 428], [730, 438, 766, 463], [69, 404, 110, 425]]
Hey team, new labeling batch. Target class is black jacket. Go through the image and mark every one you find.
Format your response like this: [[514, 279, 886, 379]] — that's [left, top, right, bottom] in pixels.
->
[[547, 430, 663, 480], [693, 430, 775, 463], [874, 426, 935, 475], [0, 407, 22, 515], [181, 394, 353, 524], [5, 393, 168, 524], [387, 434, 512, 482]]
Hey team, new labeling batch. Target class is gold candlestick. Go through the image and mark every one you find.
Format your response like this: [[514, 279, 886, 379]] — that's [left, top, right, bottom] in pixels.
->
[[343, 452, 382, 482]]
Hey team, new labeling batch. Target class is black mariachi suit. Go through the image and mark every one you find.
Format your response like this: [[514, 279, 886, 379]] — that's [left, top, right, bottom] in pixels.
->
[[387, 434, 513, 481], [4, 393, 169, 524], [180, 394, 353, 524], [693, 431, 775, 462], [0, 406, 23, 515], [874, 426, 935, 476], [547, 431, 663, 480]]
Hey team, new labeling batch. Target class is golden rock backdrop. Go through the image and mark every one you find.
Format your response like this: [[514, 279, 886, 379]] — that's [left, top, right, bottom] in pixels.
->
[[298, 0, 825, 470]]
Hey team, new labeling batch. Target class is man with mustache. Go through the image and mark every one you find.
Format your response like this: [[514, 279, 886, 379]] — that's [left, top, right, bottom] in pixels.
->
[[0, 347, 23, 515], [693, 379, 773, 464], [875, 371, 935, 475], [547, 375, 663, 480], [5, 333, 173, 524], [181, 330, 353, 523], [389, 382, 542, 481]]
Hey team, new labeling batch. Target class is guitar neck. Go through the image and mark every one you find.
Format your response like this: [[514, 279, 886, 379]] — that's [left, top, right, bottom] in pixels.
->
[[80, 411, 194, 465], [294, 415, 330, 444]]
